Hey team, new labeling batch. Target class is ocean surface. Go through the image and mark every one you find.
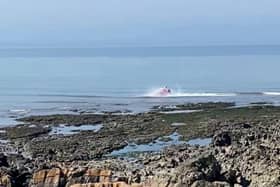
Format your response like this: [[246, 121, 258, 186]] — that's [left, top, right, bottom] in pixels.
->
[[1, 46, 280, 126]]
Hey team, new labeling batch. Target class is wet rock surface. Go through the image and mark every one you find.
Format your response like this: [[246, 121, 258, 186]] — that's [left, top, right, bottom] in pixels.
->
[[151, 102, 235, 112], [0, 103, 280, 186]]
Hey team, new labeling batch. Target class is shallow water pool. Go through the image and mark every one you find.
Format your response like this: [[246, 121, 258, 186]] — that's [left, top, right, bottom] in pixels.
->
[[110, 132, 212, 156], [49, 124, 103, 135]]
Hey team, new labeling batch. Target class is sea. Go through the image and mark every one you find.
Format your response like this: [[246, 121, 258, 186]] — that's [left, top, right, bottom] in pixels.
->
[[1, 45, 280, 126]]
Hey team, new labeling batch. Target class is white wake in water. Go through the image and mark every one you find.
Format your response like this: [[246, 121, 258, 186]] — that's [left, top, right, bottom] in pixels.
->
[[144, 88, 237, 97], [263, 92, 280, 96]]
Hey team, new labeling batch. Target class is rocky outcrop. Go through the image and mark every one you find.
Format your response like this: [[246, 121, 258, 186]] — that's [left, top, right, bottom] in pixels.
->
[[135, 149, 243, 187], [213, 132, 231, 147], [69, 182, 142, 187], [30, 168, 62, 187], [3, 105, 280, 186], [0, 153, 8, 167], [0, 169, 13, 187], [29, 167, 131, 187]]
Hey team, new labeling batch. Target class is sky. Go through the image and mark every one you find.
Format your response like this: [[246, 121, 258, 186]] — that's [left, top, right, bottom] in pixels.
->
[[1, 0, 280, 47]]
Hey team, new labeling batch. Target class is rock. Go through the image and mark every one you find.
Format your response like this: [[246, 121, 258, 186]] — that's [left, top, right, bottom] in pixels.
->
[[191, 180, 231, 187], [0, 169, 13, 187], [192, 181, 244, 187], [83, 169, 111, 183], [222, 169, 237, 184], [30, 168, 65, 187], [0, 153, 8, 167], [30, 169, 51, 187], [211, 181, 231, 187], [213, 132, 231, 147], [233, 184, 242, 187], [69, 182, 142, 187], [29, 167, 141, 187], [6, 125, 50, 139], [249, 170, 280, 187], [242, 123, 251, 129], [0, 175, 12, 187], [190, 154, 221, 181], [45, 168, 62, 186]]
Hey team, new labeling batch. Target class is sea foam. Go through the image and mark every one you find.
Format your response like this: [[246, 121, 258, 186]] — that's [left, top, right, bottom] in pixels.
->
[[144, 88, 236, 97], [263, 92, 280, 96]]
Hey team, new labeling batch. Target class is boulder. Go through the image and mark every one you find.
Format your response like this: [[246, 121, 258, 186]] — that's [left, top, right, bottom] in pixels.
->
[[0, 153, 8, 167], [29, 167, 138, 187], [213, 132, 231, 147], [0, 169, 13, 187], [29, 168, 63, 187], [190, 154, 221, 181]]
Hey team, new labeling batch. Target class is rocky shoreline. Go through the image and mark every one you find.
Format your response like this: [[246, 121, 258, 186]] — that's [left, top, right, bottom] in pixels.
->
[[0, 102, 280, 186]]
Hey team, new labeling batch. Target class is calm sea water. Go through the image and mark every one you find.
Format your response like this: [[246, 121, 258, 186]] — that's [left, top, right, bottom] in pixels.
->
[[1, 46, 280, 126]]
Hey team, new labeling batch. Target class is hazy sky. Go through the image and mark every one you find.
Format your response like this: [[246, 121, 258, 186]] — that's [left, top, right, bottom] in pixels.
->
[[1, 0, 280, 46]]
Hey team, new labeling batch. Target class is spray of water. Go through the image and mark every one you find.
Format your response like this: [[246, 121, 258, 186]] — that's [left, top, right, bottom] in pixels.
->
[[144, 87, 236, 97]]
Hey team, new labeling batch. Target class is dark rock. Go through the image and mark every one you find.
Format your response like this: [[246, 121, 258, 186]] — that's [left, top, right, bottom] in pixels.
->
[[222, 169, 237, 184], [190, 154, 221, 182], [0, 154, 8, 167], [6, 125, 50, 139], [243, 123, 251, 129], [213, 132, 231, 147]]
